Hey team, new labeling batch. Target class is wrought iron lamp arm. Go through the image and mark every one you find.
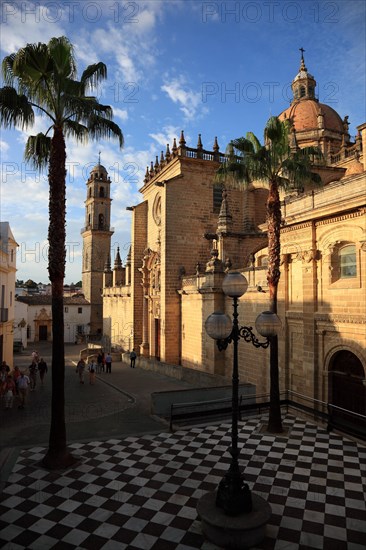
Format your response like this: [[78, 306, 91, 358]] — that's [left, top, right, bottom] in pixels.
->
[[217, 326, 269, 351]]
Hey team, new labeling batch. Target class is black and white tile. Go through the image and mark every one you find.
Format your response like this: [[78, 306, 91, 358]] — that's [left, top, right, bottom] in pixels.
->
[[1, 416, 365, 549]]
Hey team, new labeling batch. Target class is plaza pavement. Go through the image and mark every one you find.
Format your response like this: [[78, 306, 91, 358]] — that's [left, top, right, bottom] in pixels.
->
[[0, 344, 365, 549]]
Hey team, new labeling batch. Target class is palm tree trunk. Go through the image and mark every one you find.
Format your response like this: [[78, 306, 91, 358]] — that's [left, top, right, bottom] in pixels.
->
[[42, 126, 76, 469], [266, 181, 283, 433]]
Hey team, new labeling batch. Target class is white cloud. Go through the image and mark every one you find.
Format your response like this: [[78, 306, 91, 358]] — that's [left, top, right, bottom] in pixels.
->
[[161, 76, 203, 120], [74, 1, 163, 84], [149, 125, 181, 147], [0, 2, 66, 55], [113, 107, 129, 122], [16, 113, 52, 146], [0, 140, 10, 160]]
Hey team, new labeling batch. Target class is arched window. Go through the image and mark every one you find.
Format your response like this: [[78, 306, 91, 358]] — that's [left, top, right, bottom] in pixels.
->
[[300, 86, 306, 98], [339, 244, 356, 278], [99, 187, 105, 198], [98, 214, 105, 229], [89, 188, 92, 198]]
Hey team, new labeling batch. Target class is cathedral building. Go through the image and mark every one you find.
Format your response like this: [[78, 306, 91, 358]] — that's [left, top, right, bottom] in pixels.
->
[[100, 56, 365, 435]]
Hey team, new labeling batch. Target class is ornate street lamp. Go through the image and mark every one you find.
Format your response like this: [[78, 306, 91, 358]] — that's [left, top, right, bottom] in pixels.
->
[[205, 272, 281, 516]]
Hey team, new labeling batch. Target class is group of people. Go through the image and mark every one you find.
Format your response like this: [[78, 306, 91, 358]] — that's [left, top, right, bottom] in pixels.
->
[[1, 346, 139, 406], [75, 349, 138, 384], [0, 351, 47, 410], [76, 351, 113, 385]]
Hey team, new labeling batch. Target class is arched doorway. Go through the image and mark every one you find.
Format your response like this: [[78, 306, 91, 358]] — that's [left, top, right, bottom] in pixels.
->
[[34, 308, 52, 342], [328, 350, 365, 437]]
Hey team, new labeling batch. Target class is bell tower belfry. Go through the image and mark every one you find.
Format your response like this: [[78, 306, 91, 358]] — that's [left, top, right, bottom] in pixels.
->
[[291, 48, 317, 102], [81, 158, 113, 336]]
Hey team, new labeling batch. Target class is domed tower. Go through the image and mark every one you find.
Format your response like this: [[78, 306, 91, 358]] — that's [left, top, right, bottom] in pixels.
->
[[279, 49, 350, 160], [81, 159, 113, 335]]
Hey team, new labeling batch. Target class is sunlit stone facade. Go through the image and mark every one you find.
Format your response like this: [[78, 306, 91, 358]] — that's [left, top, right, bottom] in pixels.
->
[[102, 58, 366, 430]]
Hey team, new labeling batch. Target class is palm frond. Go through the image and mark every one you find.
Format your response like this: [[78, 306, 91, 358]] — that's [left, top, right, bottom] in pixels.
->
[[281, 154, 322, 188], [91, 101, 113, 119], [81, 63, 108, 91], [61, 78, 84, 97], [295, 146, 324, 164], [245, 132, 262, 153], [265, 116, 284, 143], [63, 94, 95, 118], [231, 136, 256, 155], [63, 95, 113, 122], [24, 133, 51, 169], [1, 37, 124, 173], [215, 141, 251, 186], [0, 86, 34, 128], [216, 131, 272, 187], [48, 36, 76, 79], [2, 53, 16, 85], [217, 116, 325, 192], [63, 120, 88, 142], [87, 115, 124, 148], [12, 42, 51, 87]]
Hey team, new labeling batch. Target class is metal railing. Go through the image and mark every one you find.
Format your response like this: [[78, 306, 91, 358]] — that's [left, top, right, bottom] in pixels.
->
[[169, 392, 280, 431], [168, 389, 366, 439]]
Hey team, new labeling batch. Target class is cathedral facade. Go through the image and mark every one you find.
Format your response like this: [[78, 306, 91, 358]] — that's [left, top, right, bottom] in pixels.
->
[[100, 57, 366, 434]]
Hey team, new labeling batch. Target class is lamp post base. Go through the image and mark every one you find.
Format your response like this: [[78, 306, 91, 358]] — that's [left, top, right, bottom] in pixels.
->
[[197, 491, 271, 550]]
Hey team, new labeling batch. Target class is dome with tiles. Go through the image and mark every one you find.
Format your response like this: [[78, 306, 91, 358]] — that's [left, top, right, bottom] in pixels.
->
[[278, 52, 345, 135], [279, 100, 344, 134]]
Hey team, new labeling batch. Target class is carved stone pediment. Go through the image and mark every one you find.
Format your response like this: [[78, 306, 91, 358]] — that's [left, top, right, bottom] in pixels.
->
[[35, 308, 51, 321]]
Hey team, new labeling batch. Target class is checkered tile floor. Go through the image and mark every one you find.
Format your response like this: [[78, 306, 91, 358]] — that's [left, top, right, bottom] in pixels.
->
[[1, 416, 365, 549]]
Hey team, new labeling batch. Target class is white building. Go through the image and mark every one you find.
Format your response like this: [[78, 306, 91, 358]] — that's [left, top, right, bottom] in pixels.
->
[[15, 294, 91, 344]]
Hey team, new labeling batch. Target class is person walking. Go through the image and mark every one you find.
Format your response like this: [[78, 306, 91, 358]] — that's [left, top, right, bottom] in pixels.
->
[[76, 358, 86, 384], [0, 364, 7, 397], [1, 360, 10, 374], [12, 366, 21, 394], [38, 358, 48, 385], [4, 375, 16, 409], [130, 349, 137, 368], [17, 372, 30, 409], [105, 353, 112, 373], [88, 360, 96, 385], [96, 352, 103, 374], [29, 362, 38, 391]]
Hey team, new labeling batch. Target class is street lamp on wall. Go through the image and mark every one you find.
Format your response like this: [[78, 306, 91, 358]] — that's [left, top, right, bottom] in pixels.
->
[[205, 271, 281, 516]]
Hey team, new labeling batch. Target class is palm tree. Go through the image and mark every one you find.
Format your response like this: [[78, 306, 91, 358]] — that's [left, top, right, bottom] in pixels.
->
[[217, 116, 322, 433], [0, 37, 124, 468]]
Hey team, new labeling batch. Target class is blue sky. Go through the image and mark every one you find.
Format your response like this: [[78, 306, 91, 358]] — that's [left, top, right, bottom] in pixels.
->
[[1, 0, 365, 284]]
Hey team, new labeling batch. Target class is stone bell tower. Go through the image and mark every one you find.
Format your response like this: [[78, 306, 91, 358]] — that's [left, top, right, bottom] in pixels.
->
[[81, 158, 113, 336]]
